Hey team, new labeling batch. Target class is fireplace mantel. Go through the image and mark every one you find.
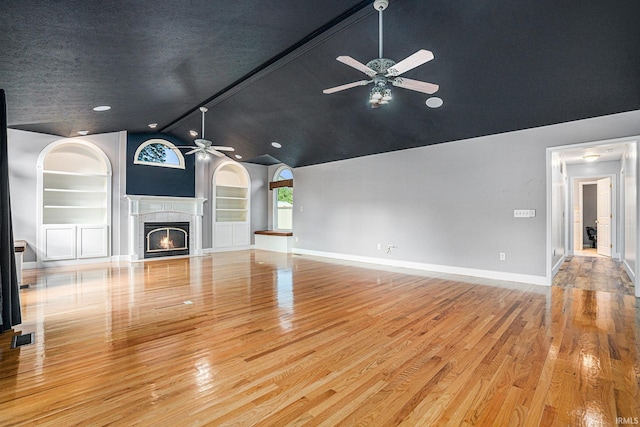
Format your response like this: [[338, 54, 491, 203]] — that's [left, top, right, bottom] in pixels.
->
[[125, 195, 207, 261]]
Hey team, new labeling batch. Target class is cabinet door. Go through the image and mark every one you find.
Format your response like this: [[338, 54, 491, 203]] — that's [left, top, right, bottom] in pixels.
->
[[232, 223, 250, 246], [78, 225, 109, 258], [42, 225, 76, 261], [214, 223, 233, 248]]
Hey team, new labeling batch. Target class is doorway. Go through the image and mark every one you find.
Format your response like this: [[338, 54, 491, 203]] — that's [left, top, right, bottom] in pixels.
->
[[547, 136, 639, 298], [573, 177, 613, 258]]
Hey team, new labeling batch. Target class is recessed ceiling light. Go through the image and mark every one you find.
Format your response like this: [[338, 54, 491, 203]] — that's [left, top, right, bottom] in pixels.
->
[[189, 130, 198, 137], [93, 105, 111, 112], [583, 154, 600, 162], [77, 130, 89, 135], [148, 123, 158, 129], [426, 97, 443, 108], [235, 155, 242, 159], [271, 142, 282, 148]]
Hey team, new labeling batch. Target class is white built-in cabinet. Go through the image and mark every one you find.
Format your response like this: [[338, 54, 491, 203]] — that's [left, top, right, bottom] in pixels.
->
[[213, 162, 250, 249], [37, 140, 112, 262]]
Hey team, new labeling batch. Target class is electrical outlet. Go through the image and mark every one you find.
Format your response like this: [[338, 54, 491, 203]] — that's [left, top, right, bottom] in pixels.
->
[[377, 243, 381, 250], [499, 252, 506, 261]]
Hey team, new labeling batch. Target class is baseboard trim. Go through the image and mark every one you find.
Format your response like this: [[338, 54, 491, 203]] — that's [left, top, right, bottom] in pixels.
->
[[22, 261, 38, 270], [552, 255, 566, 278], [33, 257, 113, 269], [293, 248, 548, 286], [623, 259, 636, 283], [203, 245, 254, 254]]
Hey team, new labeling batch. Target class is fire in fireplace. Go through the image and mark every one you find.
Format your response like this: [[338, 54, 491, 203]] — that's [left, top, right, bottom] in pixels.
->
[[144, 222, 189, 258]]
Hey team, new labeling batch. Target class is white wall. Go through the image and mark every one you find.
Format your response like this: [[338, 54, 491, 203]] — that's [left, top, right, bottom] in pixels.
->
[[293, 110, 640, 285]]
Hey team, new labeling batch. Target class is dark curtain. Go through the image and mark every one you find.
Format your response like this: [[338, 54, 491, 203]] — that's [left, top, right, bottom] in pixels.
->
[[0, 89, 21, 332]]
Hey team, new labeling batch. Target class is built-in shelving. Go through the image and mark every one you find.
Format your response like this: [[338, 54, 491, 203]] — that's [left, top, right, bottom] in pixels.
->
[[37, 140, 112, 261], [213, 162, 250, 248], [42, 170, 108, 225], [215, 175, 249, 223]]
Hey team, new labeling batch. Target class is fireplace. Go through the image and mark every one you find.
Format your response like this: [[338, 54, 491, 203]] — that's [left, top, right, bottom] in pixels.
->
[[144, 222, 189, 259], [126, 195, 205, 262]]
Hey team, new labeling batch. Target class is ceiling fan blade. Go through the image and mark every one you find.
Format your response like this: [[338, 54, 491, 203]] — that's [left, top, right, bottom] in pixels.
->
[[206, 148, 225, 157], [323, 80, 372, 94], [185, 148, 199, 155], [211, 146, 234, 152], [392, 77, 439, 94], [385, 49, 434, 77], [336, 56, 377, 77]]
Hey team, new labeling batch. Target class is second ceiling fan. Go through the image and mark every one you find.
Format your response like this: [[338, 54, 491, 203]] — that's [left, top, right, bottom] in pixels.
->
[[323, 0, 439, 107]]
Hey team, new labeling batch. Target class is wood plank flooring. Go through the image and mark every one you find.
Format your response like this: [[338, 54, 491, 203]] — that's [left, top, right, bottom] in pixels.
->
[[553, 255, 635, 295], [0, 251, 638, 426]]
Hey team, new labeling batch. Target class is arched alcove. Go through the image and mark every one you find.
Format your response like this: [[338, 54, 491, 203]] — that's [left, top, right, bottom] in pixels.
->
[[212, 161, 251, 249], [37, 139, 112, 262]]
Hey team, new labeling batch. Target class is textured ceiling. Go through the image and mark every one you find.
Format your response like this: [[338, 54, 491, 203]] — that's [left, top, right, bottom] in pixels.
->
[[2, 0, 640, 167]]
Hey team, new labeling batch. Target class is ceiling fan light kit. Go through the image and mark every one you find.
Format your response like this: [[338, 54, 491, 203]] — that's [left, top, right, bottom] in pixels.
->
[[323, 0, 440, 108]]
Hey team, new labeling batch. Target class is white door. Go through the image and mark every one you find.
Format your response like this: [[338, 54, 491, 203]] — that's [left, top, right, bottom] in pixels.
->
[[596, 177, 612, 257]]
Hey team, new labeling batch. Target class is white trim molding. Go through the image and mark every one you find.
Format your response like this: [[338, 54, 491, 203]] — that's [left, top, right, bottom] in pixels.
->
[[293, 248, 549, 287]]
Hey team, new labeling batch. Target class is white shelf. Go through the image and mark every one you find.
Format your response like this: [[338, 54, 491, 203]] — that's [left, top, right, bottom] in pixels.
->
[[44, 205, 106, 209], [216, 184, 247, 188], [44, 188, 107, 194], [43, 170, 108, 177]]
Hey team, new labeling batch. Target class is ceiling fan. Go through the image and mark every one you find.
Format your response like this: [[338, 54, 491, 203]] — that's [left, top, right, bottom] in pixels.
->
[[176, 107, 234, 159], [323, 0, 439, 108]]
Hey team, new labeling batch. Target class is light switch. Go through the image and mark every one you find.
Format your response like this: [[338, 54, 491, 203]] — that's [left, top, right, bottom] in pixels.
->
[[514, 209, 536, 218]]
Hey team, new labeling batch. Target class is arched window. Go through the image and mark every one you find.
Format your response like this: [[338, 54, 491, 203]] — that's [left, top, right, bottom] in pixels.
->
[[271, 166, 293, 230], [134, 138, 185, 169]]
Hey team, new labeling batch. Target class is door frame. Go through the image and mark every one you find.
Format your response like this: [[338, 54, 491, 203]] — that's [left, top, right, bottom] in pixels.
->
[[570, 175, 616, 257]]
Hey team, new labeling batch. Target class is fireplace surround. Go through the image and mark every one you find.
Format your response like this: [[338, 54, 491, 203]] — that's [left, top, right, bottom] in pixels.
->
[[126, 195, 206, 261]]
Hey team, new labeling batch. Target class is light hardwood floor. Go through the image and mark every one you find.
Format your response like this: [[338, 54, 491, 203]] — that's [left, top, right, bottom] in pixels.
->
[[1, 251, 638, 426]]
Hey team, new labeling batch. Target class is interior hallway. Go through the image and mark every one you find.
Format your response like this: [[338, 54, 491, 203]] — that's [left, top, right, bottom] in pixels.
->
[[553, 255, 635, 295]]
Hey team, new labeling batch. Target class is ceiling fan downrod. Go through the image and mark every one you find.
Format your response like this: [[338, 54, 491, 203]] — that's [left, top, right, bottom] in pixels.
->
[[199, 106, 208, 139], [374, 0, 388, 59]]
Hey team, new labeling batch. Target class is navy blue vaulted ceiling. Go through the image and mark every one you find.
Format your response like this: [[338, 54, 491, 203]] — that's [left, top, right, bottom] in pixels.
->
[[1, 0, 640, 168]]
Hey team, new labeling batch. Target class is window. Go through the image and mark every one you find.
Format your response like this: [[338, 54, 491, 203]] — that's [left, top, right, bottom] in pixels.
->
[[134, 139, 185, 169], [271, 166, 293, 230]]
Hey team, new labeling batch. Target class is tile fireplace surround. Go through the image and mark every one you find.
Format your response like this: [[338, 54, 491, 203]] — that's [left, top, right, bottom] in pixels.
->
[[126, 195, 206, 261]]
